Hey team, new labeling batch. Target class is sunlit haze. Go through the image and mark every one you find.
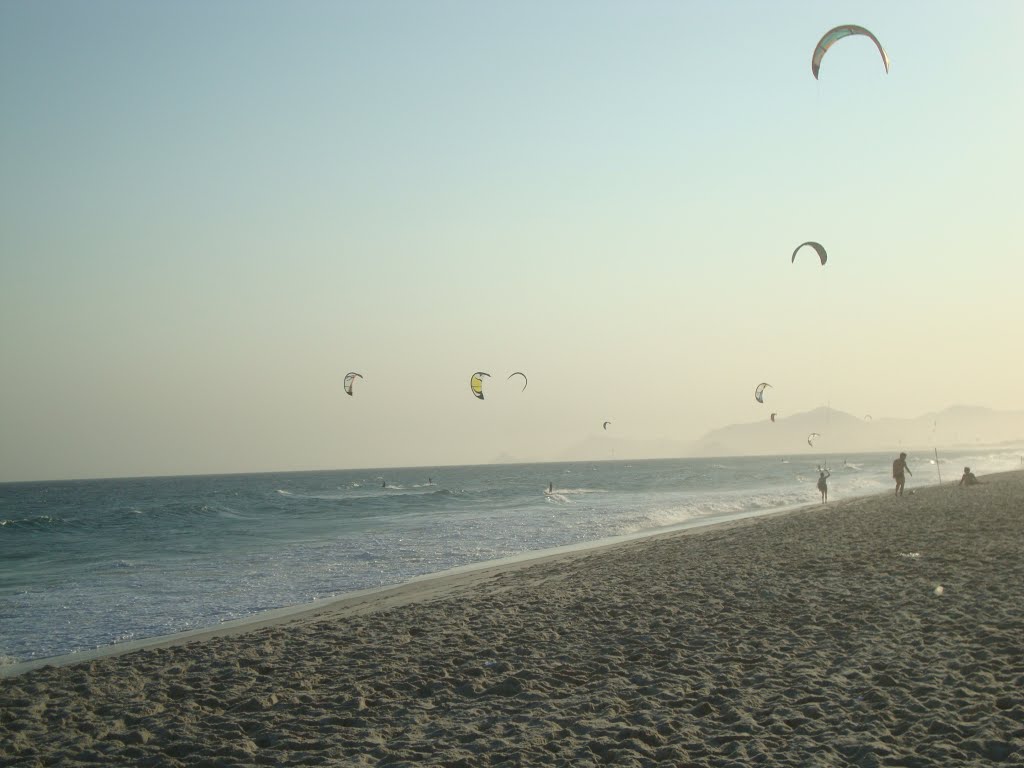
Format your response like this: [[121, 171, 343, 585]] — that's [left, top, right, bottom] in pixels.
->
[[2, 2, 1022, 481]]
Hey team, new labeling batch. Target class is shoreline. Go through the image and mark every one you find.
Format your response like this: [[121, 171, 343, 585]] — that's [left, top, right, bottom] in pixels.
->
[[4, 453, 1017, 674], [0, 472, 996, 678], [3, 471, 1021, 766], [2, 495, 818, 679]]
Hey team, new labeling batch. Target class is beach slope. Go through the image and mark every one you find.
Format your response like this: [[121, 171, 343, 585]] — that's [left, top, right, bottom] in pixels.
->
[[2, 472, 1022, 766]]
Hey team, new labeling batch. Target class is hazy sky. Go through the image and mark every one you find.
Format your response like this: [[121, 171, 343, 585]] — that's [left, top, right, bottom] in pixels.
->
[[2, 1, 1022, 481]]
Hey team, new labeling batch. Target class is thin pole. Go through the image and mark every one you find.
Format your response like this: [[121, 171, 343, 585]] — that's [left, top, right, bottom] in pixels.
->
[[934, 447, 942, 485]]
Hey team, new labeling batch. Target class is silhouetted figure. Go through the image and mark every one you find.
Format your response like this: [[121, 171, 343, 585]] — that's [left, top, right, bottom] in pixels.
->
[[959, 467, 979, 486], [892, 452, 911, 496], [817, 468, 831, 503]]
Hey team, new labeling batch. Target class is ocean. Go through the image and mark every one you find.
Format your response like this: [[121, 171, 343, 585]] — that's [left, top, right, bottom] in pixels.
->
[[2, 449, 1021, 668]]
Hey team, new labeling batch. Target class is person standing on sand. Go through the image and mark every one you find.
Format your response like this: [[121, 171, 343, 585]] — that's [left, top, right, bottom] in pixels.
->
[[892, 452, 912, 496], [817, 468, 831, 503]]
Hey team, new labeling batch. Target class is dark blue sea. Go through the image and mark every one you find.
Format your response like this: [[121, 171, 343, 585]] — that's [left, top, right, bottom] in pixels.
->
[[2, 450, 1019, 668]]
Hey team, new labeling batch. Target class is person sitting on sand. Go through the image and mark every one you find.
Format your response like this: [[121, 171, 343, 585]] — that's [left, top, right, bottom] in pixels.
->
[[817, 468, 831, 503], [959, 467, 979, 486], [892, 452, 911, 496]]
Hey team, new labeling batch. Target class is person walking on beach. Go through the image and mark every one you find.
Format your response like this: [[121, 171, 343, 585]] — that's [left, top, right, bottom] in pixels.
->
[[892, 452, 911, 496], [817, 467, 831, 503]]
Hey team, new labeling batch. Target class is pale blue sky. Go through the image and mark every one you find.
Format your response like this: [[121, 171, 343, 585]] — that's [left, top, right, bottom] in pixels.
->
[[2, 2, 1022, 480]]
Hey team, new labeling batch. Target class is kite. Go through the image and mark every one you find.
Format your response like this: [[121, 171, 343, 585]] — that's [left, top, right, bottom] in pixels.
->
[[807, 432, 821, 447], [507, 372, 528, 391], [603, 421, 612, 431], [343, 372, 363, 396], [470, 372, 490, 400], [864, 414, 873, 421], [755, 382, 772, 404], [771, 413, 777, 423], [791, 242, 827, 266], [812, 25, 890, 80]]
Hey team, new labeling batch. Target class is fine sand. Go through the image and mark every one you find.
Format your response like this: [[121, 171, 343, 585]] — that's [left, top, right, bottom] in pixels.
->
[[2, 472, 1022, 767]]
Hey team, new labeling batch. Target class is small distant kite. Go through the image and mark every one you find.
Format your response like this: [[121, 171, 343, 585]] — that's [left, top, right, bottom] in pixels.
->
[[771, 413, 777, 423], [754, 382, 772, 404], [812, 25, 890, 80], [470, 372, 490, 400], [864, 414, 873, 421], [792, 242, 827, 266], [507, 371, 528, 391], [807, 432, 821, 447], [603, 421, 612, 431], [343, 372, 363, 397]]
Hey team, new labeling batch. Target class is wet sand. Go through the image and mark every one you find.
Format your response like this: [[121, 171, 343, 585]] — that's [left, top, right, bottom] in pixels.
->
[[2, 471, 1022, 766]]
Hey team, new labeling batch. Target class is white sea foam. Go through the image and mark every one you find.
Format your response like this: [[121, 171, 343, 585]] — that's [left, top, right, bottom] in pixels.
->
[[3, 450, 1021, 665], [543, 493, 572, 503]]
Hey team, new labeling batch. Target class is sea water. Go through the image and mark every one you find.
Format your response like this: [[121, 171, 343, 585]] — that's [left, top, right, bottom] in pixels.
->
[[2, 449, 1021, 666]]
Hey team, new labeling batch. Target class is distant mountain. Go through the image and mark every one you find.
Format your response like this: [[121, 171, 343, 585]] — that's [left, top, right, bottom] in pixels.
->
[[694, 405, 1024, 457], [555, 405, 1024, 462]]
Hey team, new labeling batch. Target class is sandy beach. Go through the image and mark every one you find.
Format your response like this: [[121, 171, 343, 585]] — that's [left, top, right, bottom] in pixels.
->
[[2, 472, 1022, 767]]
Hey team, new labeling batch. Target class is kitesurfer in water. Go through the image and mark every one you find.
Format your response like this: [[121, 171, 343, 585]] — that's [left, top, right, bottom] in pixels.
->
[[892, 453, 911, 496], [817, 468, 831, 503]]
